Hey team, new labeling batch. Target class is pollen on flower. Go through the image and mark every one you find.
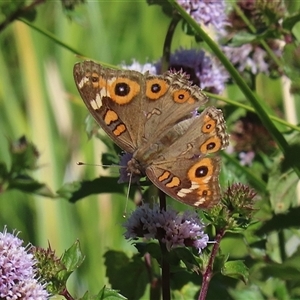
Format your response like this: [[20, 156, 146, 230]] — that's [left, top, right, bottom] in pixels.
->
[[123, 204, 209, 253]]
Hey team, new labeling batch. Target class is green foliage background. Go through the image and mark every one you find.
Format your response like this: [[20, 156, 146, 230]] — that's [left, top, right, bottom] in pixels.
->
[[1, 1, 300, 299]]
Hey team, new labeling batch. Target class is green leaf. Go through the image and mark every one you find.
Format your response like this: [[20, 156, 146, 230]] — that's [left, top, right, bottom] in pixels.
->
[[256, 206, 300, 235], [221, 260, 249, 284], [134, 242, 161, 263], [9, 136, 39, 172], [227, 32, 257, 47], [0, 136, 55, 197], [282, 44, 300, 83], [172, 247, 200, 272], [267, 150, 298, 214], [60, 240, 85, 281], [57, 177, 126, 203], [229, 286, 264, 300], [213, 253, 229, 274], [104, 250, 147, 300], [282, 13, 300, 31], [261, 263, 300, 281], [8, 175, 55, 197], [80, 287, 127, 300]]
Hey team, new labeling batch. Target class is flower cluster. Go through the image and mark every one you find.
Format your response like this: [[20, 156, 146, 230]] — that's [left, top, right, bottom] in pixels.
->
[[122, 48, 229, 95], [155, 48, 229, 94], [222, 182, 257, 216], [0, 228, 49, 300], [220, 0, 285, 76], [123, 204, 209, 253], [177, 0, 228, 33], [222, 41, 282, 76]]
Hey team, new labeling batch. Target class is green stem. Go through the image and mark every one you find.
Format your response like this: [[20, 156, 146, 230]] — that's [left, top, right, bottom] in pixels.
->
[[19, 18, 84, 57], [205, 92, 300, 132], [278, 230, 287, 263]]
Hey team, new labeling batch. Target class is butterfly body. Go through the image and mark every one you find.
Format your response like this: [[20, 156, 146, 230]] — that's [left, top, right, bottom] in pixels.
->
[[74, 61, 229, 208]]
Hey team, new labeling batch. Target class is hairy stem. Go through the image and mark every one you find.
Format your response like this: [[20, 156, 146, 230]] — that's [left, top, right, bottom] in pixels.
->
[[199, 228, 226, 300], [60, 288, 74, 300]]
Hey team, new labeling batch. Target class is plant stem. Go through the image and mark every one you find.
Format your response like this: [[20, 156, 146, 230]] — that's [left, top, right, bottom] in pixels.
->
[[159, 241, 171, 300], [161, 14, 181, 73], [199, 228, 226, 300], [158, 190, 170, 300], [278, 230, 287, 262], [144, 253, 161, 300], [60, 288, 74, 300], [159, 189, 167, 211], [204, 92, 300, 132]]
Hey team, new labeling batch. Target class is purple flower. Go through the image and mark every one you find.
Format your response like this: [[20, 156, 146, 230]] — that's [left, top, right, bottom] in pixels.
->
[[0, 227, 49, 300], [121, 49, 228, 94], [239, 151, 255, 166], [220, 0, 284, 76], [155, 48, 229, 94], [177, 0, 228, 33], [222, 43, 282, 75], [123, 204, 209, 253]]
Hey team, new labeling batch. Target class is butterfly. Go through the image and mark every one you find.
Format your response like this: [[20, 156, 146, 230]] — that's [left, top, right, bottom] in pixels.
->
[[73, 61, 229, 208]]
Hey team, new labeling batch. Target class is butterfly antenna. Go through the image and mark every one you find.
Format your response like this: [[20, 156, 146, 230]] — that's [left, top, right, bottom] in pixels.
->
[[77, 161, 122, 168], [123, 172, 133, 218]]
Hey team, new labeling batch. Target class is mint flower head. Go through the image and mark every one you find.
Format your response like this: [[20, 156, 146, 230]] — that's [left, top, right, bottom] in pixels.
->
[[177, 0, 228, 33], [155, 48, 229, 94], [123, 204, 209, 253], [221, 0, 284, 76], [222, 43, 282, 75], [0, 227, 49, 300]]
